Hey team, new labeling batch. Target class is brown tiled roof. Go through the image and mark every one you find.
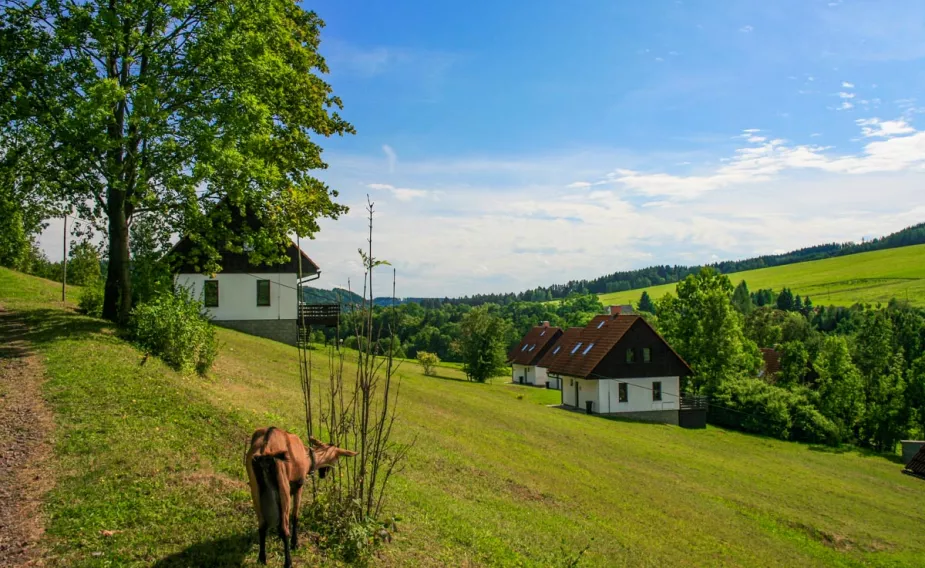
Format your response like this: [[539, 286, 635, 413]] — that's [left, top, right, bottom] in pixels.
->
[[546, 314, 692, 379], [536, 327, 582, 369], [760, 348, 782, 380], [507, 325, 563, 366], [906, 446, 925, 478]]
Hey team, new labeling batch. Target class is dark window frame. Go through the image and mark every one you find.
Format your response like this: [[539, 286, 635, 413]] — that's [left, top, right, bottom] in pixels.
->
[[618, 382, 628, 403], [652, 381, 662, 401], [643, 347, 651, 363], [256, 279, 271, 307], [204, 280, 219, 308], [626, 348, 636, 364]]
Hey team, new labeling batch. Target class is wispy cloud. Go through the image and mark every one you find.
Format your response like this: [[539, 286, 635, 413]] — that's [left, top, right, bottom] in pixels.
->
[[856, 118, 916, 138], [842, 81, 855, 88], [367, 183, 430, 201], [739, 25, 754, 33], [382, 145, 397, 173], [838, 101, 854, 110]]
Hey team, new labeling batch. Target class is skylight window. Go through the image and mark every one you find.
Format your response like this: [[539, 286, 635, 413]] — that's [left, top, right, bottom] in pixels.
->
[[521, 344, 528, 352], [571, 342, 583, 354], [540, 330, 546, 337], [597, 320, 605, 329], [582, 343, 595, 355], [529, 344, 536, 352], [552, 346, 561, 355]]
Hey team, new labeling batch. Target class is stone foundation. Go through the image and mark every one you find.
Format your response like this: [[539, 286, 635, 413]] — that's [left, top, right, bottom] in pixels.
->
[[600, 409, 679, 426], [214, 319, 298, 346]]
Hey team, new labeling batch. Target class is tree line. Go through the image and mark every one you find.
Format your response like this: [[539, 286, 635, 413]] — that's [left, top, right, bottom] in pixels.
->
[[647, 271, 925, 452]]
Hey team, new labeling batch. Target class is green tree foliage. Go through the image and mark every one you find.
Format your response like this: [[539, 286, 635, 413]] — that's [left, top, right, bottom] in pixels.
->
[[1, 0, 352, 322], [853, 311, 907, 452], [744, 307, 785, 348], [637, 290, 656, 314], [908, 355, 925, 437], [458, 306, 510, 382], [0, 193, 30, 268], [731, 280, 753, 314], [130, 288, 217, 375], [813, 335, 865, 441], [67, 241, 101, 286], [777, 341, 809, 388], [776, 288, 795, 311], [416, 351, 440, 376], [656, 268, 761, 394]]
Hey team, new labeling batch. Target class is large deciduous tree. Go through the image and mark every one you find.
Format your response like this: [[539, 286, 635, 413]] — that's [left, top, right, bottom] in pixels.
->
[[458, 305, 510, 383], [657, 268, 761, 394], [1, 0, 352, 322]]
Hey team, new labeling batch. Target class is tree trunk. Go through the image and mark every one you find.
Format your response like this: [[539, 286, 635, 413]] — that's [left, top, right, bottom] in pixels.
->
[[102, 192, 132, 323]]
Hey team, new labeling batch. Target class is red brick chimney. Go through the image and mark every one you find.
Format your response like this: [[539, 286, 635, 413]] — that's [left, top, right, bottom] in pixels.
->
[[608, 305, 622, 316], [609, 305, 634, 317], [541, 320, 550, 327]]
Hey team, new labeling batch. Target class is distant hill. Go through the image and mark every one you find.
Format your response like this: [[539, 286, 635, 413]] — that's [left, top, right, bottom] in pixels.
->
[[444, 221, 925, 306], [599, 243, 925, 308], [301, 286, 431, 308]]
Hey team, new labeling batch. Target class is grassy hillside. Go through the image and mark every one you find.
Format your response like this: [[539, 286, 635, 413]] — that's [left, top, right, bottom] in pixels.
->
[[3, 266, 925, 567], [599, 243, 925, 308]]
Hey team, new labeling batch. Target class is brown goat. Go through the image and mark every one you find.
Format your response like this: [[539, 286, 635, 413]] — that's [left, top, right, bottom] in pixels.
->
[[246, 427, 357, 567]]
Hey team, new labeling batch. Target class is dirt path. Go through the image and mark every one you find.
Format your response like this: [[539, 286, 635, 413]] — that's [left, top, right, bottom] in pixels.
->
[[0, 305, 55, 567]]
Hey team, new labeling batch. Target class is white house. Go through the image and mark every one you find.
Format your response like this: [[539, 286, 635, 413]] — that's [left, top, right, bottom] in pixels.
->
[[170, 233, 320, 346], [546, 306, 693, 424], [508, 322, 564, 388]]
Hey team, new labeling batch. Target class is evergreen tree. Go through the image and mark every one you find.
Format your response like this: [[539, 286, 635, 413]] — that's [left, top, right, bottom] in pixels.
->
[[637, 290, 656, 314], [732, 280, 754, 314], [776, 288, 795, 311], [804, 296, 813, 312], [794, 295, 804, 313]]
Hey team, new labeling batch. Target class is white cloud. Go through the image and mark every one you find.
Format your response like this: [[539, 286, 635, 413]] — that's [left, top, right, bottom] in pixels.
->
[[382, 145, 397, 173], [842, 81, 855, 88], [604, 116, 925, 200], [856, 118, 916, 138], [839, 101, 854, 110], [838, 92, 855, 99], [367, 183, 429, 201], [655, 57, 665, 62], [566, 181, 592, 189], [739, 25, 754, 33]]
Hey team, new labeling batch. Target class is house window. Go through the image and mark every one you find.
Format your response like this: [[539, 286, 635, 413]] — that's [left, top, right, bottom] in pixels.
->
[[581, 342, 594, 355], [626, 348, 636, 363], [571, 342, 583, 354], [597, 320, 605, 329], [552, 346, 561, 355], [618, 382, 628, 403], [204, 280, 219, 307], [652, 381, 662, 401], [521, 344, 529, 352], [643, 347, 651, 363], [540, 330, 546, 337], [257, 280, 271, 306]]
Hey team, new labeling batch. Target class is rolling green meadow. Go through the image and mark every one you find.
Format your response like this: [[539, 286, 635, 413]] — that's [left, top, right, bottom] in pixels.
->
[[2, 266, 925, 567], [599, 243, 925, 308]]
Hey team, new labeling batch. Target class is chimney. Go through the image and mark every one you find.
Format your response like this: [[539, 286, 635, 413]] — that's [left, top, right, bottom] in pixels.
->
[[541, 321, 550, 327], [609, 305, 634, 317]]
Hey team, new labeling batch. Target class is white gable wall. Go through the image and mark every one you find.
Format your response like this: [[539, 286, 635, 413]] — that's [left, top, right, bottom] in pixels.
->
[[175, 273, 298, 321]]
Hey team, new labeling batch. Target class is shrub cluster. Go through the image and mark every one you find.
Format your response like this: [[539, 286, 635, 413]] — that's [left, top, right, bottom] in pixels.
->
[[77, 283, 104, 318], [130, 288, 217, 375]]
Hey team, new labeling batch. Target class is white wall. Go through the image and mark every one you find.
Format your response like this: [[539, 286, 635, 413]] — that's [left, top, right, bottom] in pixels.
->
[[512, 364, 527, 384], [175, 273, 298, 321], [558, 375, 679, 413], [598, 376, 680, 414], [561, 377, 600, 410]]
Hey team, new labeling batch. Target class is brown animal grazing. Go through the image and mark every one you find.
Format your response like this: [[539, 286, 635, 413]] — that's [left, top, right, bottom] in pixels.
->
[[246, 427, 358, 567]]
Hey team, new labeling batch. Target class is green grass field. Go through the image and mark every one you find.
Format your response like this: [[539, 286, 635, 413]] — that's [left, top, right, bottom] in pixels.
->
[[3, 267, 925, 567], [599, 243, 925, 308]]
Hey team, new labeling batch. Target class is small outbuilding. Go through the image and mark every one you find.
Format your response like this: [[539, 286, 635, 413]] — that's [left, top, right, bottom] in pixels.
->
[[508, 322, 563, 388], [546, 306, 693, 424]]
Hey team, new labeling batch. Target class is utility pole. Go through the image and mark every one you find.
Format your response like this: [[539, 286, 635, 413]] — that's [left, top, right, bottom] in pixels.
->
[[62, 214, 67, 302]]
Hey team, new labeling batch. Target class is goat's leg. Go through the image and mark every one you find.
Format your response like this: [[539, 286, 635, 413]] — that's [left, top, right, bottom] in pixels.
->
[[258, 522, 268, 565], [279, 525, 292, 568], [290, 481, 304, 550]]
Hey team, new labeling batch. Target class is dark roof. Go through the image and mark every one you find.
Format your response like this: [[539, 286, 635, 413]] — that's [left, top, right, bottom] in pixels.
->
[[167, 198, 320, 275], [906, 446, 925, 478], [170, 237, 319, 275], [508, 325, 563, 366], [546, 314, 692, 379], [759, 348, 782, 380], [536, 327, 582, 369]]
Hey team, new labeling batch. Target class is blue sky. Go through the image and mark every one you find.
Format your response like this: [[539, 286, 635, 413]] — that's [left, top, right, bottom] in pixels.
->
[[40, 0, 925, 297]]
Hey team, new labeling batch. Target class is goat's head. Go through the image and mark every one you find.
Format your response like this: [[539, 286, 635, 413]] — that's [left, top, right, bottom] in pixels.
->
[[309, 436, 358, 478]]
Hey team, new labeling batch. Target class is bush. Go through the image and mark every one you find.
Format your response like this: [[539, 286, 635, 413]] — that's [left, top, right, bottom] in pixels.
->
[[130, 288, 218, 375], [416, 351, 440, 375], [77, 283, 104, 318]]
